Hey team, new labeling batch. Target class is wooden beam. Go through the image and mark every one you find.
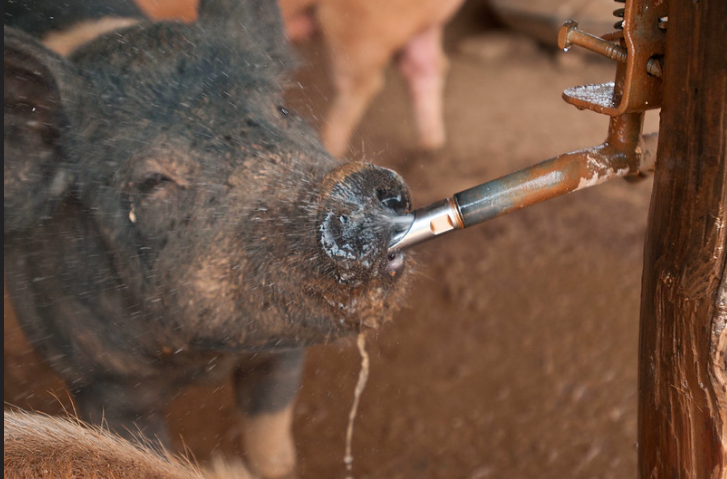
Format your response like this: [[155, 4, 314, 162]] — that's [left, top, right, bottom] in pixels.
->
[[638, 0, 727, 477]]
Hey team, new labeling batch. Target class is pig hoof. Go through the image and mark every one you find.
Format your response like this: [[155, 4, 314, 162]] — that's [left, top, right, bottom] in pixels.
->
[[247, 438, 296, 479], [243, 408, 297, 479], [203, 456, 255, 479], [418, 133, 446, 151]]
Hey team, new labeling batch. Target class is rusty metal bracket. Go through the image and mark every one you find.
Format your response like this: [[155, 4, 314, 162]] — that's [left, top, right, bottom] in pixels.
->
[[560, 0, 667, 115]]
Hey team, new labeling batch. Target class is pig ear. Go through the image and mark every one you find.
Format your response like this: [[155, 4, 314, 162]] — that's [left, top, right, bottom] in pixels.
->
[[197, 0, 290, 61], [4, 26, 81, 230]]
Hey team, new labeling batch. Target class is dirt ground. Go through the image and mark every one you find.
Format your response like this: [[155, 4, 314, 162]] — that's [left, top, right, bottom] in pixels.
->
[[4, 4, 662, 478]]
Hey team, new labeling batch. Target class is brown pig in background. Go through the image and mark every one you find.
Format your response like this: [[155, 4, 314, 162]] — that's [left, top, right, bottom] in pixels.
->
[[3, 0, 412, 476], [280, 0, 467, 157]]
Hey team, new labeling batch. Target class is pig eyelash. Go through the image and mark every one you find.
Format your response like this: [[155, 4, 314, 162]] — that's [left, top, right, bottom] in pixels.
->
[[138, 173, 174, 195]]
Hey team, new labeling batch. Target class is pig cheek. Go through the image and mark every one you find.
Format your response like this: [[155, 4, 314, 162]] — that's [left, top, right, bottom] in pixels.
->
[[125, 189, 194, 310], [128, 187, 183, 247], [177, 257, 239, 335], [148, 235, 247, 342]]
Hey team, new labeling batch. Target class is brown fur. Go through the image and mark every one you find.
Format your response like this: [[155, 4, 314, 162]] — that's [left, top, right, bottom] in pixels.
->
[[135, 0, 199, 22], [4, 410, 204, 479], [4, 410, 252, 479]]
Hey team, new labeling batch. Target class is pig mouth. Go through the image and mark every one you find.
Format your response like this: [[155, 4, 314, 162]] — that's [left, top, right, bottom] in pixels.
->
[[316, 163, 411, 286], [386, 250, 406, 277]]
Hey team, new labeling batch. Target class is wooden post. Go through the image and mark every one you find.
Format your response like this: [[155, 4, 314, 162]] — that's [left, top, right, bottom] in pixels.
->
[[638, 0, 727, 477]]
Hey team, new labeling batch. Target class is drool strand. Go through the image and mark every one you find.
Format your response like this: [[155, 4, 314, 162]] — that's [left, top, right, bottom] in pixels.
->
[[343, 332, 370, 479]]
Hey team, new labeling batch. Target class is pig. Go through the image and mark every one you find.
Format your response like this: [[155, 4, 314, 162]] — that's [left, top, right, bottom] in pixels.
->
[[279, 0, 467, 157], [5, 410, 249, 479], [3, 0, 411, 477]]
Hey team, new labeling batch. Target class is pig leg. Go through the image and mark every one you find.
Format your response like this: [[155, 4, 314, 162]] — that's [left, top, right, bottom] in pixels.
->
[[233, 349, 305, 478], [397, 24, 448, 150], [283, 9, 317, 42], [71, 380, 172, 448], [278, 0, 318, 42], [321, 52, 389, 158], [318, 10, 396, 157]]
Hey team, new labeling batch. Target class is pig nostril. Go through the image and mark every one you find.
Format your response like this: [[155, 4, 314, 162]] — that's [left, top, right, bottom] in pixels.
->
[[376, 188, 407, 213]]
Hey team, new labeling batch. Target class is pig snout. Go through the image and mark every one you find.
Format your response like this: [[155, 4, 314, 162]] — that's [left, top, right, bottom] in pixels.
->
[[317, 163, 411, 284]]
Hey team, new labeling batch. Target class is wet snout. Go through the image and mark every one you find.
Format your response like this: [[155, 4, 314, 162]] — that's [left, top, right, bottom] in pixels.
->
[[317, 163, 411, 284]]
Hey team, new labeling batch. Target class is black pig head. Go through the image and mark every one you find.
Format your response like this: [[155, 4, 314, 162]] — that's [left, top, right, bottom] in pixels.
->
[[4, 0, 411, 469]]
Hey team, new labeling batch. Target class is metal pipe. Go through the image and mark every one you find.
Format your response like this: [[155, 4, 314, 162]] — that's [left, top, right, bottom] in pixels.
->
[[389, 126, 658, 253]]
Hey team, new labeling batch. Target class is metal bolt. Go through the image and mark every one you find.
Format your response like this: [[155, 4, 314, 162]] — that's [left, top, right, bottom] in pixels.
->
[[558, 21, 662, 77]]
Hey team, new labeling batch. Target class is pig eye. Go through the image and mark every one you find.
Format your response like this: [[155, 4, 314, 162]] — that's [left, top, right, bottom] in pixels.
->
[[138, 172, 173, 194], [277, 105, 297, 119]]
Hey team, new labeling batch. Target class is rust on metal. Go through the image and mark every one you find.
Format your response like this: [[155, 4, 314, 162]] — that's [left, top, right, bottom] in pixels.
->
[[558, 21, 662, 78], [389, 113, 655, 252], [452, 111, 648, 227], [561, 0, 667, 115]]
